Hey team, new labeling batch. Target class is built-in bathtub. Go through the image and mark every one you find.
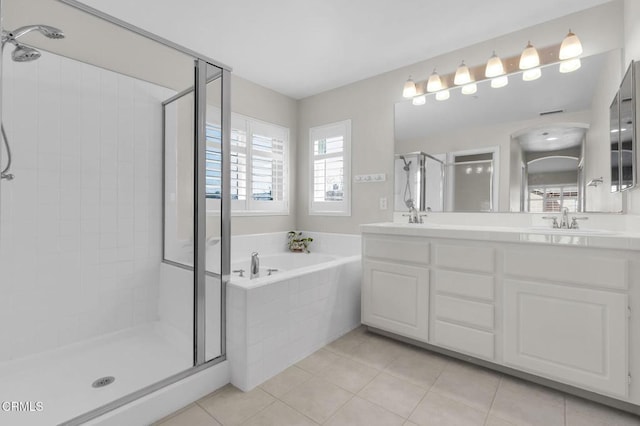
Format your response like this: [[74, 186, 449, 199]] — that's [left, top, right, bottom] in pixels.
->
[[106, 230, 361, 421], [226, 231, 362, 391]]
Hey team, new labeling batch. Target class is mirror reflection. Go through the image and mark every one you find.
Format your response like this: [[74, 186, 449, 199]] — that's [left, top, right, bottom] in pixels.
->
[[394, 50, 624, 213]]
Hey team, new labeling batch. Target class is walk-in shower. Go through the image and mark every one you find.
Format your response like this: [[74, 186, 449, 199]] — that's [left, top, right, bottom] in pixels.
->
[[0, 0, 230, 425]]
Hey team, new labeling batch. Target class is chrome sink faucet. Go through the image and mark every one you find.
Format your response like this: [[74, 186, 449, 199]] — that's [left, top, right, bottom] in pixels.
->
[[250, 252, 259, 279], [402, 204, 427, 224], [559, 207, 570, 229]]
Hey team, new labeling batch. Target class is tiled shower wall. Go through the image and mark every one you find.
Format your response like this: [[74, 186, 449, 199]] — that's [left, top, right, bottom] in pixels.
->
[[0, 50, 174, 362]]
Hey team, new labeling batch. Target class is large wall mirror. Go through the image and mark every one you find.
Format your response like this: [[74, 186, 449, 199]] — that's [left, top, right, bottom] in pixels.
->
[[394, 49, 625, 213]]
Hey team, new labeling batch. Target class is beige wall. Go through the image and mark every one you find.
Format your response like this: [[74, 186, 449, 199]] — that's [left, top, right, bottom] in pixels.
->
[[225, 75, 298, 236], [297, 1, 625, 234]]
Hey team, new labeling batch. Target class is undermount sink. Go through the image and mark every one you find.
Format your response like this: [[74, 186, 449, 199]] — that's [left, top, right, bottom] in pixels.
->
[[524, 227, 619, 236]]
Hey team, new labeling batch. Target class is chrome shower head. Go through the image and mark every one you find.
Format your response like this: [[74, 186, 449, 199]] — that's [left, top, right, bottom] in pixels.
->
[[12, 44, 41, 62], [399, 155, 411, 171], [9, 25, 65, 40]]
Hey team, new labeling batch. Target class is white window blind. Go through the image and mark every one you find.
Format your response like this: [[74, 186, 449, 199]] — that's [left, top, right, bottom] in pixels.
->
[[205, 114, 288, 214], [309, 120, 351, 216]]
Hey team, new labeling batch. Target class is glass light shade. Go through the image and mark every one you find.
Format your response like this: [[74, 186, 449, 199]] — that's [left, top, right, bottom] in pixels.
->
[[426, 70, 443, 92], [559, 30, 583, 60], [519, 42, 540, 69], [485, 52, 505, 78], [412, 95, 426, 106], [461, 83, 477, 95], [435, 90, 450, 101], [491, 75, 509, 88], [454, 61, 472, 85], [559, 58, 581, 73], [402, 76, 417, 98], [522, 67, 541, 81]]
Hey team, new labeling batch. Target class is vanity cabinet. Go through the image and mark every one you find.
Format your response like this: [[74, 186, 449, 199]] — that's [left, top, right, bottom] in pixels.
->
[[502, 245, 630, 398], [361, 236, 430, 340], [361, 226, 638, 408], [362, 260, 429, 340], [504, 279, 628, 397]]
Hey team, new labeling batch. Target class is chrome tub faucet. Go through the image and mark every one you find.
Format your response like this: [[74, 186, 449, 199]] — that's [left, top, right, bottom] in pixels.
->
[[250, 252, 260, 279]]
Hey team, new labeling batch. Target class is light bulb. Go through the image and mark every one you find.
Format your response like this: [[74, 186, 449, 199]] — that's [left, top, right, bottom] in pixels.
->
[[435, 90, 450, 101], [522, 68, 541, 81], [461, 83, 477, 95], [559, 30, 583, 60], [412, 95, 426, 106], [559, 58, 581, 73], [426, 69, 443, 92], [485, 51, 505, 78], [454, 61, 472, 85], [491, 76, 509, 88], [403, 76, 417, 98], [519, 41, 540, 70]]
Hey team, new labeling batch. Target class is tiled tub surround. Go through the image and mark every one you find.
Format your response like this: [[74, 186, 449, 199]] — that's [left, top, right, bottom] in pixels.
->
[[0, 49, 174, 362], [226, 232, 362, 391], [361, 222, 640, 415]]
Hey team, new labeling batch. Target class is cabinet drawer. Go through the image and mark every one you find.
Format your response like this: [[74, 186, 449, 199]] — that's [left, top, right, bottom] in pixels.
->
[[435, 295, 494, 330], [434, 270, 494, 301], [434, 244, 494, 273], [504, 249, 627, 290], [434, 320, 494, 360], [364, 236, 430, 265]]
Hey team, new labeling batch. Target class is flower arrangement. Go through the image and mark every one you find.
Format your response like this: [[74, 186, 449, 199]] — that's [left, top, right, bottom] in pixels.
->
[[287, 231, 313, 253]]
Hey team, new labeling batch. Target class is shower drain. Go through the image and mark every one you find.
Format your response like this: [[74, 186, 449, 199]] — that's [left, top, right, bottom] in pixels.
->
[[92, 376, 115, 388]]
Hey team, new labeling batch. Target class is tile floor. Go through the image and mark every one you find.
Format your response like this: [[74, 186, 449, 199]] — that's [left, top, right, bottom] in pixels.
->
[[155, 326, 640, 426]]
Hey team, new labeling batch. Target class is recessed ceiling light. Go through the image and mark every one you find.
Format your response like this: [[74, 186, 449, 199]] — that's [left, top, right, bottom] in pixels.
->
[[546, 137, 559, 141]]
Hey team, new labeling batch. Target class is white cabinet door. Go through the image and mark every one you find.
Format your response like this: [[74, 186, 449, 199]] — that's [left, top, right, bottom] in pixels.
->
[[504, 280, 628, 397], [362, 260, 429, 341]]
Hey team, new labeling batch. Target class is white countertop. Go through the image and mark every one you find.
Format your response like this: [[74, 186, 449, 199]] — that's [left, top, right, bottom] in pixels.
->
[[361, 222, 640, 250]]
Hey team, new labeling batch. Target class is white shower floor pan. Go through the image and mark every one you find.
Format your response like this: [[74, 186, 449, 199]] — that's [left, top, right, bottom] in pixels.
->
[[0, 321, 192, 426]]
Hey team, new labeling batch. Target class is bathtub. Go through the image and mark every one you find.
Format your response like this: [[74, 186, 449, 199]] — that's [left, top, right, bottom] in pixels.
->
[[226, 231, 362, 391]]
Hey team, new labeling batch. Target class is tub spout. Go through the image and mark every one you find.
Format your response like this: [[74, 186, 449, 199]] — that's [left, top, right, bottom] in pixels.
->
[[251, 252, 259, 279]]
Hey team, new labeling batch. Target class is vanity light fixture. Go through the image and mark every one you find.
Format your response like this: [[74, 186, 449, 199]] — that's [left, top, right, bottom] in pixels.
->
[[559, 58, 581, 73], [522, 67, 542, 81], [559, 29, 583, 60], [427, 69, 443, 92], [412, 94, 426, 106], [454, 61, 472, 85], [461, 83, 478, 95], [403, 76, 417, 98], [402, 30, 582, 105], [519, 41, 540, 70], [435, 89, 450, 101], [485, 51, 505, 78]]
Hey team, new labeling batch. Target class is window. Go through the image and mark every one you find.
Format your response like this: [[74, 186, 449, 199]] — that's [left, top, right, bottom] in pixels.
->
[[528, 185, 578, 212], [205, 113, 288, 215], [309, 120, 351, 216]]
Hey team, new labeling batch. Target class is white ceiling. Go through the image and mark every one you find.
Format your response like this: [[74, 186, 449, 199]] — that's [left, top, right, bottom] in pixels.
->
[[75, 0, 612, 99]]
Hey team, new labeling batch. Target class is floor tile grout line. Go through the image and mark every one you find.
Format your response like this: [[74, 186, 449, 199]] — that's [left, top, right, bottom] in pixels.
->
[[482, 375, 503, 426], [274, 394, 324, 425], [237, 398, 278, 425], [403, 361, 444, 423]]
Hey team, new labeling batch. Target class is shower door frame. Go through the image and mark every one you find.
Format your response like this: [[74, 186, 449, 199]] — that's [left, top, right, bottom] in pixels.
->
[[8, 1, 233, 424]]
